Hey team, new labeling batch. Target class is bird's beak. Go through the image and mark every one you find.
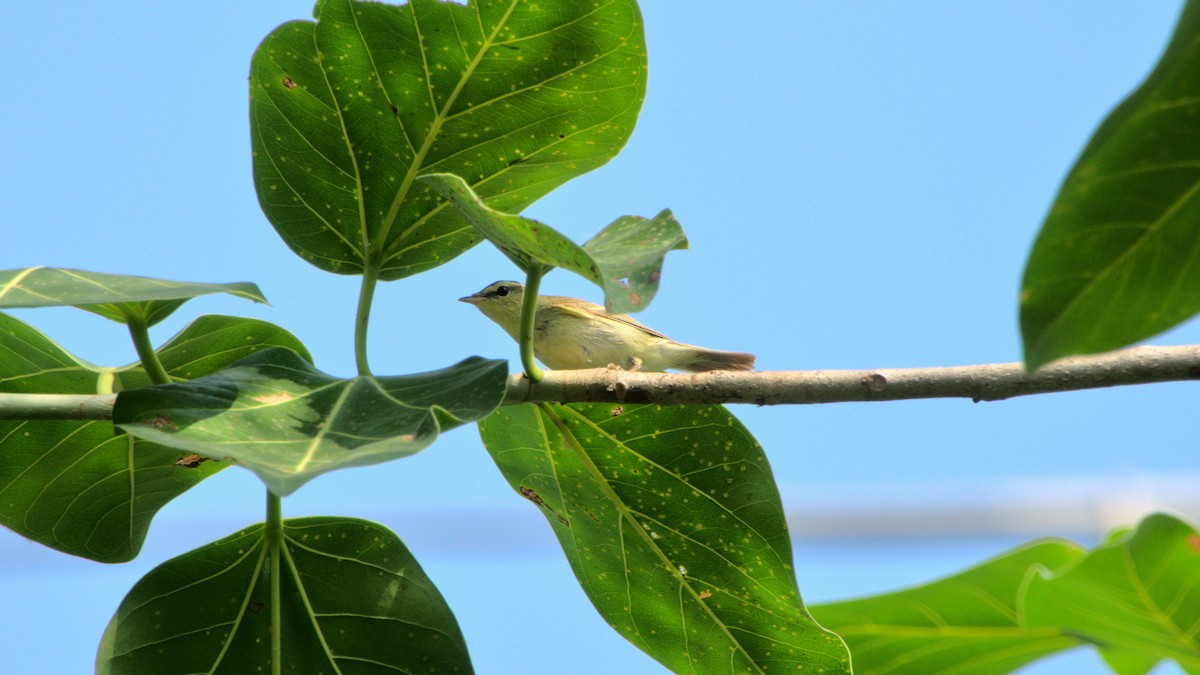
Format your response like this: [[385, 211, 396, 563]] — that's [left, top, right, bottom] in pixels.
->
[[459, 294, 483, 305]]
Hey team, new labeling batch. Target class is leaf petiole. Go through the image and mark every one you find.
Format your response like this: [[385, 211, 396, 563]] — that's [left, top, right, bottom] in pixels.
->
[[355, 265, 379, 376], [266, 491, 283, 675], [125, 313, 171, 385], [519, 267, 547, 382]]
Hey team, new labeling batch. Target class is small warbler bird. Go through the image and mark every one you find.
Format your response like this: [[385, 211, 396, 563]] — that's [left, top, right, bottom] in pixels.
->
[[460, 281, 755, 372]]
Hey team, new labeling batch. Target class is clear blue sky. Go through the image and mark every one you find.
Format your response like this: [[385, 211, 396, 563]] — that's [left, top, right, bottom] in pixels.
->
[[1, 2, 1193, 673]]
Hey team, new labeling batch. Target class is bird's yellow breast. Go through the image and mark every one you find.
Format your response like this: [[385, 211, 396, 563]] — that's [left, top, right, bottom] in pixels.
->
[[532, 302, 666, 370]]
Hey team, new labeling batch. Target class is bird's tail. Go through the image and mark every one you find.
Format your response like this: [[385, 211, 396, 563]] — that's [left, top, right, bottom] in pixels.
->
[[666, 342, 756, 372]]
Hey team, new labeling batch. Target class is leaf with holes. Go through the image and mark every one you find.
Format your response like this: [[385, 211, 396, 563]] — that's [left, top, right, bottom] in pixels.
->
[[1020, 3, 1200, 368], [583, 209, 688, 313], [420, 173, 685, 313], [809, 540, 1086, 674], [0, 267, 265, 327], [1022, 513, 1200, 672], [250, 0, 647, 280], [96, 517, 472, 673], [478, 402, 850, 673], [114, 349, 507, 496], [0, 313, 309, 562]]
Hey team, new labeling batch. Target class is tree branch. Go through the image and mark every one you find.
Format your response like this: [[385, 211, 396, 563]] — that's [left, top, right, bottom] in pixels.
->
[[0, 345, 1196, 420], [504, 345, 1200, 405], [0, 393, 117, 420]]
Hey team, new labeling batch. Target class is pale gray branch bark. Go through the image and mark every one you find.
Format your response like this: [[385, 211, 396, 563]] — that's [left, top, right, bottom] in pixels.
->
[[503, 345, 1200, 405], [0, 393, 117, 420], [0, 345, 1196, 420]]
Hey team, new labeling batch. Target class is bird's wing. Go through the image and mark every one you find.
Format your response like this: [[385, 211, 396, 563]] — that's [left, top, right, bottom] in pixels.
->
[[543, 299, 670, 340]]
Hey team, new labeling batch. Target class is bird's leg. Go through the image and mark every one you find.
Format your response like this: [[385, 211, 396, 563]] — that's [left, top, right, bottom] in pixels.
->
[[605, 356, 643, 372]]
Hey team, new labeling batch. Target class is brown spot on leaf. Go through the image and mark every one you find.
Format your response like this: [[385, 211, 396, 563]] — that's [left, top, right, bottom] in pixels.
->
[[249, 602, 265, 614], [148, 414, 177, 430], [611, 406, 624, 417], [519, 486, 569, 526], [281, 76, 297, 89], [628, 292, 642, 306], [519, 486, 545, 507], [698, 590, 713, 600], [1188, 534, 1200, 552], [649, 270, 660, 283], [175, 454, 207, 469]]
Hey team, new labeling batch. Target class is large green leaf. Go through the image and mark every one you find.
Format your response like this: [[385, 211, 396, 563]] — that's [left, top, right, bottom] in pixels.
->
[[0, 267, 265, 327], [1020, 2, 1200, 368], [809, 540, 1086, 674], [0, 313, 309, 562], [250, 0, 647, 280], [478, 402, 850, 673], [1023, 513, 1200, 673], [96, 517, 472, 673], [420, 172, 686, 312], [114, 349, 507, 496]]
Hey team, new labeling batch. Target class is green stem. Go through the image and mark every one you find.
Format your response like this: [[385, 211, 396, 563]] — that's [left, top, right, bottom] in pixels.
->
[[519, 267, 546, 382], [355, 266, 380, 376], [126, 315, 171, 385], [266, 490, 283, 675]]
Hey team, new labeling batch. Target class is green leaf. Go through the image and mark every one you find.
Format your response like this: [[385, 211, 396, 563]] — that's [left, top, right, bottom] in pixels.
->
[[420, 172, 686, 313], [418, 172, 599, 276], [478, 402, 850, 673], [583, 210, 688, 313], [250, 0, 647, 280], [96, 517, 472, 673], [1100, 648, 1166, 675], [0, 314, 310, 562], [1020, 3, 1200, 369], [0, 267, 265, 327], [809, 540, 1086, 674], [1023, 512, 1200, 672], [114, 349, 507, 496]]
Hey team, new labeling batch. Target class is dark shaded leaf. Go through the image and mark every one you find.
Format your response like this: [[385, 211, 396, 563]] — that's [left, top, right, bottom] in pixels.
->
[[96, 517, 472, 673]]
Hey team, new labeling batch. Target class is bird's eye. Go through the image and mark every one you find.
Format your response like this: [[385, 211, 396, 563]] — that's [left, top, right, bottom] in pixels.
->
[[495, 286, 509, 297]]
